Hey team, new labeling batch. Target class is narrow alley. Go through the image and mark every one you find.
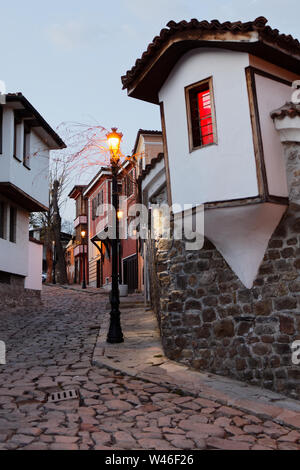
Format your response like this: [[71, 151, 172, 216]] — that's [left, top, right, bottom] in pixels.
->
[[0, 286, 299, 451]]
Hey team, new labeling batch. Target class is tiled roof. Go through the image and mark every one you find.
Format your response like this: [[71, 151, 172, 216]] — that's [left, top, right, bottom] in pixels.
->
[[132, 129, 162, 155], [271, 102, 300, 120], [68, 185, 87, 198], [121, 17, 300, 104]]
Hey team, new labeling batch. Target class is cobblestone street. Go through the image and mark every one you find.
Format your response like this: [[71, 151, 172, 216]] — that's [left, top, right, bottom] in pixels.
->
[[0, 285, 300, 451]]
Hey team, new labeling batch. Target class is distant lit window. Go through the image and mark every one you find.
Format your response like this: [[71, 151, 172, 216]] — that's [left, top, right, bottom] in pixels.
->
[[186, 77, 217, 151]]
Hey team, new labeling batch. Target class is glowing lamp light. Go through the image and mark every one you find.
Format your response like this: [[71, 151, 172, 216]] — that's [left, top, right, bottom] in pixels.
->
[[107, 127, 123, 161], [117, 210, 124, 220], [81, 230, 86, 239]]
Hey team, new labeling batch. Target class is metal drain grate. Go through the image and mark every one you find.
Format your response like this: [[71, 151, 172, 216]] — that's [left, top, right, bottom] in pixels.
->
[[48, 389, 79, 403]]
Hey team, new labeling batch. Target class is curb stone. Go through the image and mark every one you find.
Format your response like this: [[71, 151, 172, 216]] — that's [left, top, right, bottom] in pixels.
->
[[92, 304, 300, 432]]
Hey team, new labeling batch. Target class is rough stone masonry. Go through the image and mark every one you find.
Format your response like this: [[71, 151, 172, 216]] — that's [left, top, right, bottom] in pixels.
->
[[0, 274, 41, 313], [150, 143, 300, 401]]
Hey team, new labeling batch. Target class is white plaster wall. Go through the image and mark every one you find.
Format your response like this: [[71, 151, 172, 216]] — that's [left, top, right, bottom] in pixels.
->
[[25, 241, 43, 291], [158, 48, 259, 210], [0, 107, 50, 208], [136, 136, 146, 174], [205, 202, 287, 288], [142, 159, 166, 202], [0, 202, 29, 277], [0, 108, 13, 181], [9, 130, 50, 208], [255, 74, 291, 197]]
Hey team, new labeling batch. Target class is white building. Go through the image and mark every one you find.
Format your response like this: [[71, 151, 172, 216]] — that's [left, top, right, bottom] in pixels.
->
[[0, 92, 65, 303], [122, 16, 300, 288]]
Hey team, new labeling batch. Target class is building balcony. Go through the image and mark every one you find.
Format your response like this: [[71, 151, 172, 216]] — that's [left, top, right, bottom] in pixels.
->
[[74, 244, 88, 257], [94, 210, 113, 238], [74, 215, 87, 228]]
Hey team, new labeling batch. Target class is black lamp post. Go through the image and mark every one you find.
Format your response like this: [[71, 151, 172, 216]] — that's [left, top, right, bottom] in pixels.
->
[[106, 128, 124, 344], [52, 240, 56, 284], [81, 230, 87, 289]]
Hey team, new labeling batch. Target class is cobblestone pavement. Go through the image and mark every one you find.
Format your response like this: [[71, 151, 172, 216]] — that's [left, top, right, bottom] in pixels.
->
[[0, 285, 299, 451]]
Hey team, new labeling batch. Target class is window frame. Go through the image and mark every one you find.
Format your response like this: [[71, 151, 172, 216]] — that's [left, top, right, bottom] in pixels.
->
[[185, 76, 217, 153]]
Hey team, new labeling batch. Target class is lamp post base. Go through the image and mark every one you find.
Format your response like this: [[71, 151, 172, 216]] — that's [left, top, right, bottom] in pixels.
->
[[107, 311, 124, 344], [107, 295, 124, 344]]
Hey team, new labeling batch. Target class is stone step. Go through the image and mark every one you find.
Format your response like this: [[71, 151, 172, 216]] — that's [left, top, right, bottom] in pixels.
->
[[105, 300, 145, 309]]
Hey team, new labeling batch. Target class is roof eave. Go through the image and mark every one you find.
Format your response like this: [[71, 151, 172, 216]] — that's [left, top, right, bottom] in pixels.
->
[[5, 93, 66, 149], [132, 129, 163, 154], [125, 34, 300, 105], [83, 169, 112, 197], [68, 185, 87, 199]]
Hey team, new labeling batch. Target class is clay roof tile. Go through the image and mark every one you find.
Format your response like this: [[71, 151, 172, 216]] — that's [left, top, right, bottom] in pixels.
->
[[121, 16, 300, 98]]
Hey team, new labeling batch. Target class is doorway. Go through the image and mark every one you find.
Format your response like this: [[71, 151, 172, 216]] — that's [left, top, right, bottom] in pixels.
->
[[123, 255, 138, 293], [96, 259, 102, 288]]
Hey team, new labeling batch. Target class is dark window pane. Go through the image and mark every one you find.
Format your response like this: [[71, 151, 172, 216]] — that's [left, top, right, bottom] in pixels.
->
[[23, 128, 30, 167], [9, 207, 16, 243], [0, 201, 5, 239], [76, 197, 80, 217], [13, 119, 17, 158], [189, 82, 215, 149], [0, 271, 11, 284], [189, 90, 201, 148], [126, 171, 134, 197]]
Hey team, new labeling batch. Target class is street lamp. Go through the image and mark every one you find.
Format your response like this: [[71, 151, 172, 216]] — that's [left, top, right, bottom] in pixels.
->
[[106, 127, 124, 344], [81, 230, 87, 289], [52, 240, 56, 285]]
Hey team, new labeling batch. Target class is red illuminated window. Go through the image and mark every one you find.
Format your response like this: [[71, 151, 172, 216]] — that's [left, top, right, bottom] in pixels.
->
[[186, 78, 216, 151]]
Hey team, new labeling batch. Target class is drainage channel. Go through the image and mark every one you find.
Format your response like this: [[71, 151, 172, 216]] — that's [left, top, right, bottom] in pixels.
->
[[47, 389, 79, 403]]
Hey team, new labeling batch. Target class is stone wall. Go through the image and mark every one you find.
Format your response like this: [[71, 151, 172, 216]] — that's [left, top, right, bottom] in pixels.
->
[[284, 143, 300, 204], [0, 274, 41, 313], [153, 204, 300, 400], [147, 239, 163, 329]]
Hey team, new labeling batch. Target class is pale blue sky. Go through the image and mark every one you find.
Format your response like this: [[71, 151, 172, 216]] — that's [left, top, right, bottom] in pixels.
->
[[1, 0, 299, 219], [1, 0, 299, 153]]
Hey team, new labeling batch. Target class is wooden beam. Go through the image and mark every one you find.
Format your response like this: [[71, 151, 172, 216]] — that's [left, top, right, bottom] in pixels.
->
[[245, 66, 268, 198], [160, 102, 173, 207]]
